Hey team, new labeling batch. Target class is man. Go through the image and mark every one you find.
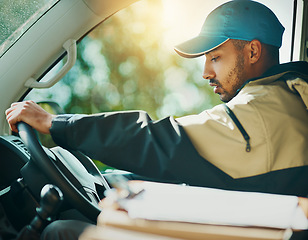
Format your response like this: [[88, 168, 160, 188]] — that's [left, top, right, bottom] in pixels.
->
[[5, 0, 308, 239], [4, 1, 308, 238]]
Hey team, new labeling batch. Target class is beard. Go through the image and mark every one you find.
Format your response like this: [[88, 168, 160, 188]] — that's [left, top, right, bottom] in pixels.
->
[[218, 54, 246, 102]]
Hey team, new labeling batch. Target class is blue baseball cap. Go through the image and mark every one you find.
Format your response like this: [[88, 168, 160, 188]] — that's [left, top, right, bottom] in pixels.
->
[[174, 0, 285, 58]]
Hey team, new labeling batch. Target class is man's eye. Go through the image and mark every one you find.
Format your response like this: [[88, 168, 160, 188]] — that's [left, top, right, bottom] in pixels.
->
[[211, 56, 219, 62]]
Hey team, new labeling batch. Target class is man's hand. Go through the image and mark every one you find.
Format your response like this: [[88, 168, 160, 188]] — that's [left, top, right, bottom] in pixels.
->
[[5, 100, 55, 134]]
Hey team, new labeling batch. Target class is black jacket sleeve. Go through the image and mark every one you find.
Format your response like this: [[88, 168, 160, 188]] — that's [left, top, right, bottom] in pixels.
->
[[49, 111, 229, 185]]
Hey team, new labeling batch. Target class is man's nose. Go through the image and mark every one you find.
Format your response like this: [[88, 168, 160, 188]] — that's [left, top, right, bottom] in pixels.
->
[[203, 62, 215, 80]]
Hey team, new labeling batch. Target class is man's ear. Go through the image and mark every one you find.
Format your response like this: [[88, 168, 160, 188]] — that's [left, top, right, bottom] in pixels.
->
[[247, 39, 262, 64]]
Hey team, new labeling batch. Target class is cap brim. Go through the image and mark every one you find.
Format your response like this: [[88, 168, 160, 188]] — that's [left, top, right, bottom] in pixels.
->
[[174, 36, 229, 58]]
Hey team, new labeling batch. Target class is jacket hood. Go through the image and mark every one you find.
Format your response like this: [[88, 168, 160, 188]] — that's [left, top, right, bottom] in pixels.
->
[[245, 61, 308, 109]]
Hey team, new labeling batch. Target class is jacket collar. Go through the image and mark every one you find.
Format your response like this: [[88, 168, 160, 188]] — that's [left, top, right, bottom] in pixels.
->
[[261, 61, 308, 79], [238, 61, 308, 92]]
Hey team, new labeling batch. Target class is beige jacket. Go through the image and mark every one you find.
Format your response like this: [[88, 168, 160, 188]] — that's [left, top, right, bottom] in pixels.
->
[[177, 67, 308, 179]]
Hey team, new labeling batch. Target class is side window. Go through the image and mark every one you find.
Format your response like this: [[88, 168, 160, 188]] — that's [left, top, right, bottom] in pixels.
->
[[26, 0, 222, 119]]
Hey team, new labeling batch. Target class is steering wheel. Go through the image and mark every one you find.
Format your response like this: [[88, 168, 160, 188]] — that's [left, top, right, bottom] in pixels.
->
[[17, 122, 110, 223]]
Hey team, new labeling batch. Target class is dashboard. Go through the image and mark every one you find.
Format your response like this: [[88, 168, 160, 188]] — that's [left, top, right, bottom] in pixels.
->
[[0, 136, 30, 190]]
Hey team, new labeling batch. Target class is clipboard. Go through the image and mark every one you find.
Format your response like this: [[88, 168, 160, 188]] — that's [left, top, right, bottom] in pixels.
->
[[86, 176, 308, 240], [97, 208, 292, 240]]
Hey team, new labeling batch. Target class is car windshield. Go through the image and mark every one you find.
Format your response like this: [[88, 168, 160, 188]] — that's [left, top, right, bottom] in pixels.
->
[[0, 0, 59, 56]]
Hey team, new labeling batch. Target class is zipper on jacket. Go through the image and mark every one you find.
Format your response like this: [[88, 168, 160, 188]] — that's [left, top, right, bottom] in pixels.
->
[[224, 104, 251, 152]]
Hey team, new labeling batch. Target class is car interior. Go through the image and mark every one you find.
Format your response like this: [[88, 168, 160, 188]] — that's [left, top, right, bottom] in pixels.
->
[[0, 0, 307, 238]]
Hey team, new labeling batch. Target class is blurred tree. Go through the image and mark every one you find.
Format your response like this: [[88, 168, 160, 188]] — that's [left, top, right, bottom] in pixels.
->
[[59, 0, 221, 119]]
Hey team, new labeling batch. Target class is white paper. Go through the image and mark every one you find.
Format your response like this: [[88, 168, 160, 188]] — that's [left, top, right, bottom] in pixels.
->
[[116, 181, 308, 230]]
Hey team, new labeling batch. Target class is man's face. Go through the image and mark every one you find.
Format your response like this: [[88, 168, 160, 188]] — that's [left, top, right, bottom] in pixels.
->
[[203, 40, 248, 102]]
